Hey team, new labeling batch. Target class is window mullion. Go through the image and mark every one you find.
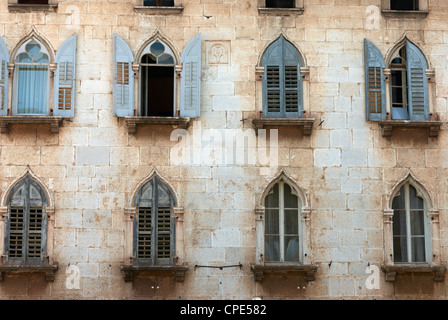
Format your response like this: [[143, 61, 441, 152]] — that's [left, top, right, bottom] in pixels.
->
[[404, 183, 413, 263], [279, 181, 285, 262]]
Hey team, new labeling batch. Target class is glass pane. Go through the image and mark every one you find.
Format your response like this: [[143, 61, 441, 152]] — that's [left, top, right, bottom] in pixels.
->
[[284, 209, 298, 235], [283, 183, 298, 209], [17, 52, 32, 63], [412, 237, 426, 262], [144, 0, 174, 6], [158, 53, 174, 65], [409, 185, 424, 210], [393, 236, 408, 262], [284, 236, 299, 261], [264, 183, 279, 208], [17, 65, 48, 115], [266, 0, 294, 8], [391, 87, 403, 104], [265, 235, 279, 262], [393, 210, 407, 236], [25, 41, 41, 56], [411, 211, 425, 236], [150, 41, 165, 57], [33, 52, 49, 64], [265, 209, 279, 235], [141, 53, 157, 64], [391, 70, 403, 86], [392, 186, 405, 210], [391, 0, 418, 10]]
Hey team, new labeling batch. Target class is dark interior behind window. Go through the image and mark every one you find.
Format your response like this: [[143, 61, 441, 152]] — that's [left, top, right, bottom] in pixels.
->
[[390, 0, 418, 10], [18, 0, 49, 4], [144, 0, 174, 6], [266, 0, 294, 8]]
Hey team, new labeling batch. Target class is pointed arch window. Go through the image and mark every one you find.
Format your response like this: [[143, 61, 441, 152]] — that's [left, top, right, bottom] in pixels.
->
[[133, 176, 176, 266], [3, 175, 48, 265]]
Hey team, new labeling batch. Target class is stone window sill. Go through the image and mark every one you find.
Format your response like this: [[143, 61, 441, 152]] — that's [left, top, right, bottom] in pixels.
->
[[134, 6, 183, 14], [252, 118, 314, 135], [251, 264, 317, 282], [381, 264, 445, 282], [378, 120, 443, 137], [125, 116, 191, 133], [120, 264, 189, 282], [0, 116, 63, 133], [0, 264, 58, 282], [382, 10, 429, 18], [8, 4, 58, 12], [258, 7, 304, 15]]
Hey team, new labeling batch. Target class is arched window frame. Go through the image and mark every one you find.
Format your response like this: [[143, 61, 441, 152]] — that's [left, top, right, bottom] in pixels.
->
[[121, 169, 187, 282], [252, 169, 316, 282], [382, 172, 445, 282]]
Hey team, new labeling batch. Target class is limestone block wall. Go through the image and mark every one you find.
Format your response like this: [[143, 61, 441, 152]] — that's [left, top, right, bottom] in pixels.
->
[[0, 0, 446, 299]]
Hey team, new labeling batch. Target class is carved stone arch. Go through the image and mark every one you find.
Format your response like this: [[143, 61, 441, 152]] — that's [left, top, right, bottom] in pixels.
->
[[386, 170, 435, 212], [258, 168, 309, 211], [385, 34, 431, 69], [128, 167, 180, 209], [135, 29, 180, 65], [10, 27, 56, 64], [257, 33, 307, 69], [1, 167, 54, 211]]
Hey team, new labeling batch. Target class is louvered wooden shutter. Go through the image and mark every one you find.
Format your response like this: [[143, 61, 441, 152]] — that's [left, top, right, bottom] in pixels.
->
[[54, 34, 77, 118], [113, 34, 134, 117], [364, 39, 386, 121], [180, 33, 201, 118], [406, 40, 429, 121], [0, 36, 9, 116], [262, 36, 302, 118]]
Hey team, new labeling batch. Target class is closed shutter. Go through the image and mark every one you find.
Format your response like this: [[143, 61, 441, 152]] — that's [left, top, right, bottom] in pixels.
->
[[180, 33, 201, 118], [0, 36, 9, 116], [113, 34, 134, 117], [54, 34, 77, 118], [364, 39, 386, 121], [406, 40, 429, 121]]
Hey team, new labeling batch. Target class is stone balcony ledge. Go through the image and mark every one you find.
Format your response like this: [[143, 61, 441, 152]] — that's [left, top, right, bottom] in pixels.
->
[[8, 4, 58, 12], [0, 264, 58, 282], [0, 116, 63, 133], [378, 120, 443, 137], [124, 116, 191, 133], [252, 118, 314, 135], [133, 6, 183, 14], [381, 10, 429, 18], [120, 264, 189, 282], [251, 264, 317, 282], [258, 7, 304, 15], [381, 264, 446, 282]]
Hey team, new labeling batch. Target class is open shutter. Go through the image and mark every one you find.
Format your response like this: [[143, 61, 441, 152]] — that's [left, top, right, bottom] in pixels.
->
[[282, 38, 303, 118], [113, 34, 134, 117], [170, 206, 176, 264], [406, 40, 429, 121], [262, 39, 283, 118], [3, 208, 10, 263], [364, 39, 386, 121], [180, 33, 201, 118], [0, 36, 9, 116], [54, 34, 77, 118]]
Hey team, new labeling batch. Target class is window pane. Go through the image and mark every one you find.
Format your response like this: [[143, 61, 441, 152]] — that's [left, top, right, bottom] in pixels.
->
[[265, 209, 279, 235], [284, 236, 299, 261], [144, 0, 174, 6], [17, 65, 48, 115], [391, 0, 418, 10], [409, 185, 423, 210], [393, 236, 408, 262], [158, 53, 175, 65], [412, 237, 426, 262], [266, 0, 295, 8], [265, 235, 279, 261], [283, 183, 298, 209], [411, 211, 425, 236], [284, 209, 298, 235], [150, 41, 165, 56], [265, 183, 279, 208], [141, 53, 157, 64], [393, 210, 407, 236]]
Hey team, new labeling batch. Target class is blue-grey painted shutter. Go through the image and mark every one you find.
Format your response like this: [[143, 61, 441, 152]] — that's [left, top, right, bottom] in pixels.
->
[[3, 208, 10, 262], [364, 39, 386, 121], [113, 34, 134, 117], [406, 40, 429, 121], [0, 36, 9, 116], [54, 34, 77, 118], [180, 33, 201, 118], [262, 36, 302, 119]]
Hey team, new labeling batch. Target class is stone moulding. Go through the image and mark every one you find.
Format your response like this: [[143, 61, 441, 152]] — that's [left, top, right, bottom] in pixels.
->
[[133, 6, 184, 15], [381, 264, 446, 282], [378, 120, 443, 137], [120, 264, 189, 282], [381, 10, 429, 18], [124, 116, 191, 134], [8, 4, 58, 12], [251, 118, 314, 136], [0, 116, 63, 133], [250, 264, 317, 282], [0, 264, 58, 282], [258, 7, 304, 15]]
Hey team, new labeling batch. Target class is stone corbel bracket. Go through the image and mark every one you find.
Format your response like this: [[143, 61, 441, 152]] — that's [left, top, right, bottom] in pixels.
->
[[120, 264, 189, 283], [250, 264, 317, 282], [381, 264, 446, 282]]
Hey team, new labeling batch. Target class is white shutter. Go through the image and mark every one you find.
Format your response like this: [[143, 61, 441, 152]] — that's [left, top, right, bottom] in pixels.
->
[[180, 33, 201, 118], [0, 36, 9, 116], [113, 34, 134, 117]]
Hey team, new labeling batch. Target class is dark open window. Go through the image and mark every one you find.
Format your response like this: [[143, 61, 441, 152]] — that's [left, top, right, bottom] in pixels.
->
[[266, 0, 294, 8], [18, 0, 49, 4], [139, 40, 176, 117], [390, 0, 418, 10], [144, 0, 174, 6]]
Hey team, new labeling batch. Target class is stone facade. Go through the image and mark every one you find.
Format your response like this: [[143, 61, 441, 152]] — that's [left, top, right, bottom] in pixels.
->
[[0, 0, 447, 300]]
